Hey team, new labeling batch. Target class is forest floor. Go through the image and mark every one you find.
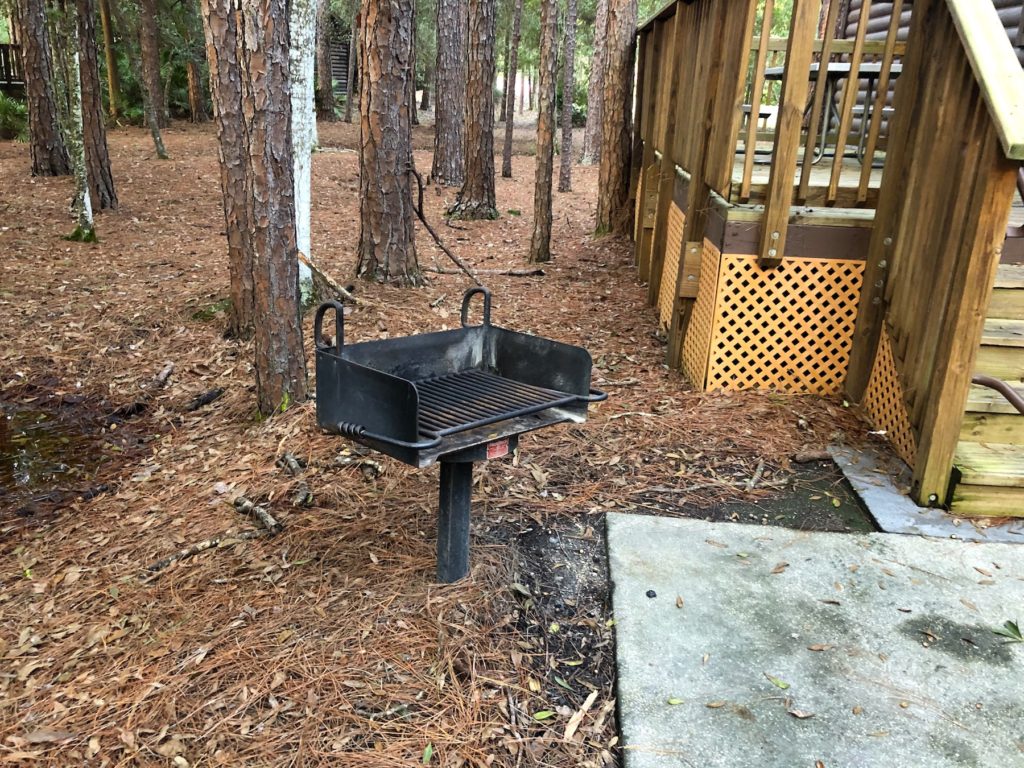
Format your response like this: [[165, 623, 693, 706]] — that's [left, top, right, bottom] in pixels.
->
[[1, 120, 872, 767]]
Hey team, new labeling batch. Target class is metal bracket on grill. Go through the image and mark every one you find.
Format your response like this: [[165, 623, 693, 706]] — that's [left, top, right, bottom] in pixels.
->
[[461, 286, 492, 327], [314, 300, 345, 351]]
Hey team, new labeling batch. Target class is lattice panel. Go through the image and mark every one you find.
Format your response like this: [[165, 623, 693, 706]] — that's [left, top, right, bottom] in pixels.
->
[[862, 328, 918, 468], [657, 204, 686, 330], [679, 239, 722, 387], [704, 256, 865, 394]]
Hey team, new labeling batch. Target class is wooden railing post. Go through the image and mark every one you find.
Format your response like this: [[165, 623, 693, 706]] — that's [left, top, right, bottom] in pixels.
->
[[634, 25, 662, 281], [757, 0, 817, 268]]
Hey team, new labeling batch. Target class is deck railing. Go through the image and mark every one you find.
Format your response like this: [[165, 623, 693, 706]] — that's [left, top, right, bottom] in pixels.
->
[[0, 44, 23, 88]]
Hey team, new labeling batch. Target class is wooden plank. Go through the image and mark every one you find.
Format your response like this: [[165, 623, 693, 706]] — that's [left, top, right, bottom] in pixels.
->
[[950, 485, 1024, 517], [995, 263, 1024, 288], [741, 0, 774, 202], [678, 240, 702, 298], [954, 441, 1024, 487], [857, 0, 904, 203], [974, 345, 1024, 381], [960, 413, 1024, 444], [751, 37, 907, 56], [966, 382, 1024, 414], [946, 0, 1024, 160], [740, 182, 880, 209], [827, 0, 871, 203], [982, 318, 1024, 347], [757, 0, 817, 268], [797, 0, 841, 204], [988, 287, 1024, 319]]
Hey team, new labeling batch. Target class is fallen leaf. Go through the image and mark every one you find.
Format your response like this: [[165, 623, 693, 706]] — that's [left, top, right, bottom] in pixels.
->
[[705, 539, 727, 549], [764, 673, 790, 690], [533, 710, 555, 721], [562, 689, 598, 742], [960, 598, 978, 613], [422, 743, 434, 764], [807, 644, 832, 652], [787, 708, 815, 719], [705, 701, 726, 709], [666, 698, 684, 705], [24, 729, 76, 744], [852, 705, 863, 715], [675, 596, 684, 609], [771, 562, 789, 575]]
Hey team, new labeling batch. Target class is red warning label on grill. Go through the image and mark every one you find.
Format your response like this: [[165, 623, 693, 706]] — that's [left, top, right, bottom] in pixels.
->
[[486, 439, 510, 460]]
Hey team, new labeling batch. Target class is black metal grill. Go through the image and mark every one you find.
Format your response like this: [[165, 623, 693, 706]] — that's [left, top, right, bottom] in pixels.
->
[[314, 288, 605, 582], [415, 370, 578, 438]]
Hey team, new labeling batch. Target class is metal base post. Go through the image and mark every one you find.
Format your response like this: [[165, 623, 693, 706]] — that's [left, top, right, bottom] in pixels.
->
[[437, 461, 473, 582]]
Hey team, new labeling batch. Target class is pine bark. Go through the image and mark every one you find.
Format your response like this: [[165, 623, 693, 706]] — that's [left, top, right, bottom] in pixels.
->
[[201, 0, 254, 338], [557, 0, 576, 192], [500, 0, 521, 178], [498, 3, 509, 122], [138, 0, 168, 128], [449, 0, 496, 219], [431, 0, 466, 186], [595, 0, 635, 235], [315, 0, 336, 120], [579, 0, 606, 165], [528, 0, 557, 263], [77, 0, 117, 209], [344, 21, 355, 122], [357, 0, 421, 286], [186, 58, 207, 122], [419, 62, 431, 109], [17, 0, 71, 176], [97, 0, 120, 118]]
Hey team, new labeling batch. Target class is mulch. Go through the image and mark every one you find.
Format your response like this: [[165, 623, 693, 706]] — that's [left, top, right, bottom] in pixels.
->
[[0, 120, 869, 766]]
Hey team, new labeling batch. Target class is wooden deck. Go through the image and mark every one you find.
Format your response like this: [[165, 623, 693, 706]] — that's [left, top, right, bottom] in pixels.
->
[[729, 149, 884, 207]]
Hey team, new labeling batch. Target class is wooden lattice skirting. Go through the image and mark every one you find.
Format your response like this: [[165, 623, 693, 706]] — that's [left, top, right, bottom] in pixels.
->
[[861, 327, 918, 468], [658, 204, 686, 330]]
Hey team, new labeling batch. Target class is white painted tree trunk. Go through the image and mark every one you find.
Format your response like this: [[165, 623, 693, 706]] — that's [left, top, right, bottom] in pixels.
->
[[290, 0, 316, 299]]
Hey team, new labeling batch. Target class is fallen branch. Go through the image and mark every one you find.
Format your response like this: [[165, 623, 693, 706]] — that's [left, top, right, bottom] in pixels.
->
[[423, 266, 545, 278], [234, 496, 282, 534], [298, 252, 376, 306], [185, 387, 224, 412], [143, 530, 263, 579], [155, 362, 175, 388], [408, 166, 484, 287], [746, 459, 766, 491], [792, 450, 832, 464], [276, 452, 306, 476], [275, 453, 313, 506]]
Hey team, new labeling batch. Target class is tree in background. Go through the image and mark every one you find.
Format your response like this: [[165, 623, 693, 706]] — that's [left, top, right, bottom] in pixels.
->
[[557, 0, 576, 192], [97, 0, 120, 118], [344, 8, 356, 122], [291, 0, 317, 300], [595, 0, 635, 235], [579, 0, 605, 165], [315, 0, 336, 120], [500, 0, 521, 178], [431, 0, 465, 186], [528, 0, 556, 262], [16, 0, 70, 175], [137, 0, 167, 127], [78, 0, 117, 209], [449, 0, 497, 218], [201, 0, 307, 415], [357, 0, 421, 285]]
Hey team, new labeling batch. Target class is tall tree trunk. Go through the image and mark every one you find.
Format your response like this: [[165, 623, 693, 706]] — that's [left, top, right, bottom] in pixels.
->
[[517, 64, 523, 113], [557, 0, 576, 192], [201, 0, 254, 338], [17, 0, 71, 176], [202, 0, 307, 415], [344, 19, 355, 122], [579, 0, 605, 165], [528, 0, 556, 263], [431, 0, 466, 186], [498, 0, 509, 123], [419, 61, 431, 109], [77, 0, 117, 209], [528, 69, 534, 110], [138, 0, 167, 128], [97, 0, 120, 118], [357, 0, 421, 285], [409, 4, 418, 126], [315, 0, 336, 120], [186, 57, 207, 122], [595, 0, 635, 235], [50, 1, 95, 240], [291, 0, 316, 300], [500, 0, 521, 178], [449, 0, 496, 219]]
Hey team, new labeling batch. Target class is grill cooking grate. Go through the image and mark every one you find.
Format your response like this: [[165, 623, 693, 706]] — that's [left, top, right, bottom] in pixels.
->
[[415, 370, 576, 438]]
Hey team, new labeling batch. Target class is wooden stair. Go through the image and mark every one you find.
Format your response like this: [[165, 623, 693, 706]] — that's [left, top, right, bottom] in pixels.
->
[[952, 264, 1024, 517]]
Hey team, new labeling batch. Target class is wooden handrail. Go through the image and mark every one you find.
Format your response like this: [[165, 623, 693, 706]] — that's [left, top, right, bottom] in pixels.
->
[[945, 0, 1024, 160]]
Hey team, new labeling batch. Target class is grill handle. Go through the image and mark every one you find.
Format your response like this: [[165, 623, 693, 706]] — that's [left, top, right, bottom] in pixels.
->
[[335, 421, 442, 450], [585, 388, 608, 402], [314, 300, 345, 351], [461, 287, 492, 327]]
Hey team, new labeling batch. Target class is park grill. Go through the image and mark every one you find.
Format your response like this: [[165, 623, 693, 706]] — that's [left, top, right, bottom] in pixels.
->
[[314, 288, 605, 582]]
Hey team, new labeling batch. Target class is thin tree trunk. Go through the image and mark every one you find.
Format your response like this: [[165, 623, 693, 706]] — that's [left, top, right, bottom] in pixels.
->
[[186, 58, 207, 122], [410, 3, 419, 127], [528, 0, 557, 263], [78, 0, 117, 209], [499, 0, 510, 123], [97, 0, 120, 118], [137, 0, 167, 128], [595, 0, 636, 235], [449, 0, 497, 219], [357, 0, 421, 285], [419, 62, 431, 109], [528, 69, 534, 110], [201, 0, 254, 338], [580, 0, 606, 165], [315, 0, 336, 120], [431, 0, 466, 186], [291, 0, 316, 301], [17, 0, 71, 176], [517, 65, 523, 114], [557, 0, 576, 192], [500, 0, 522, 178], [344, 20, 355, 123]]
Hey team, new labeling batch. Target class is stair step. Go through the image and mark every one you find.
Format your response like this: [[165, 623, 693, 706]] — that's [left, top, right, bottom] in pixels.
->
[[965, 382, 1024, 414], [974, 346, 1024, 382], [960, 413, 1024, 444], [989, 289, 1024, 320], [950, 485, 1024, 517], [995, 263, 1024, 289], [981, 318, 1024, 347], [954, 442, 1024, 488]]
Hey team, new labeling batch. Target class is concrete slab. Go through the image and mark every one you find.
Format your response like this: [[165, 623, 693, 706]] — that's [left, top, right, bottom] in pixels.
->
[[607, 513, 1024, 768], [830, 444, 1024, 544]]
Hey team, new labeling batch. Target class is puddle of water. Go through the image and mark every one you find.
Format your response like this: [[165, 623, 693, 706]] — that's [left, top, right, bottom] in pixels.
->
[[0, 404, 102, 500]]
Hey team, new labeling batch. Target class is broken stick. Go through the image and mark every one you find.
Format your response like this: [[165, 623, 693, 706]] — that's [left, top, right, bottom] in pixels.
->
[[143, 530, 263, 579], [235, 496, 282, 534]]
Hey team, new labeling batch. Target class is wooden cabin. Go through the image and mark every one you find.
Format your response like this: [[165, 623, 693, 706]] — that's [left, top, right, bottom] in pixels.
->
[[0, 44, 21, 97], [631, 0, 1024, 517]]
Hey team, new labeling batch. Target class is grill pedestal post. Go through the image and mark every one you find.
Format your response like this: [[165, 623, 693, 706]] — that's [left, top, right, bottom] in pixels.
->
[[437, 461, 473, 582]]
